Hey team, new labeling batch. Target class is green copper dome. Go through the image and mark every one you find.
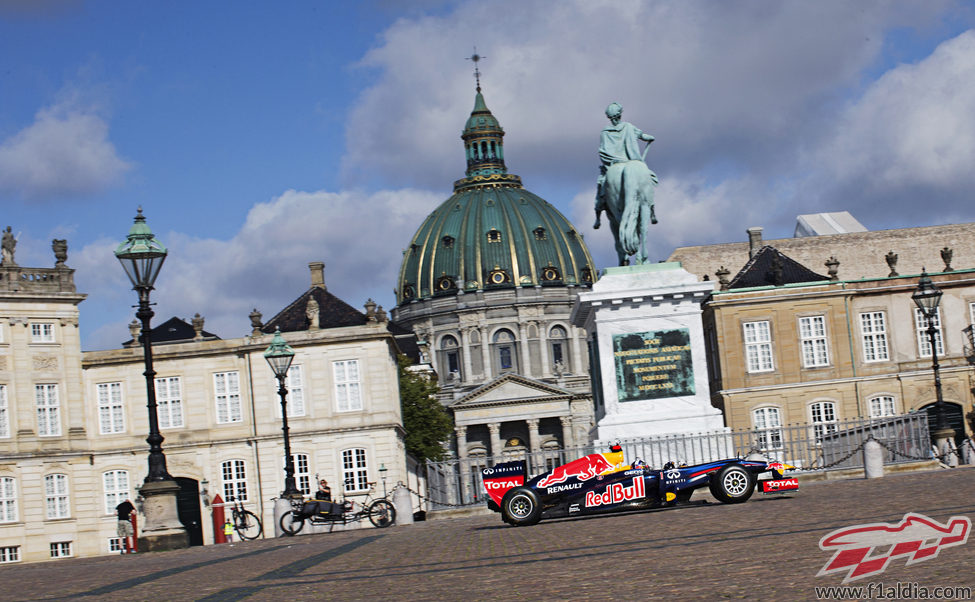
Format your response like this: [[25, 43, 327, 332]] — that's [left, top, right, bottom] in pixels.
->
[[396, 89, 596, 305]]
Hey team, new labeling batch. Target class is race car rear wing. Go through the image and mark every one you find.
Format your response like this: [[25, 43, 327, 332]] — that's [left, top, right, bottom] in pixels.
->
[[482, 460, 527, 509]]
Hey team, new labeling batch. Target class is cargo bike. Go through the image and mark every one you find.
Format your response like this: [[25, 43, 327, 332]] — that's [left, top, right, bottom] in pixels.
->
[[279, 481, 396, 534]]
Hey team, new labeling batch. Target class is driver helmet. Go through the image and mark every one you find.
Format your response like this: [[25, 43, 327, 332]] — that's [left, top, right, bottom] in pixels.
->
[[632, 458, 646, 469]]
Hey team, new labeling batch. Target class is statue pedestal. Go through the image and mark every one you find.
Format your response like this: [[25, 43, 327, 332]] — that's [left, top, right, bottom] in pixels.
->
[[137, 480, 189, 552], [572, 263, 726, 446]]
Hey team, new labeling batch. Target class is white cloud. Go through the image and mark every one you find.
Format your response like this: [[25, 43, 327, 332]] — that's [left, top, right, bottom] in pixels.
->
[[0, 99, 131, 200], [809, 29, 975, 221], [76, 188, 441, 350]]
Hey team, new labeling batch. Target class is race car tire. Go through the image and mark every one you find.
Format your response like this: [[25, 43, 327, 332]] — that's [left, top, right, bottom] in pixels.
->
[[500, 487, 542, 526], [709, 464, 755, 504]]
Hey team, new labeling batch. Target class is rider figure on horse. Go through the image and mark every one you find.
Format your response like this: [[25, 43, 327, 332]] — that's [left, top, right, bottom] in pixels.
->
[[595, 102, 659, 265]]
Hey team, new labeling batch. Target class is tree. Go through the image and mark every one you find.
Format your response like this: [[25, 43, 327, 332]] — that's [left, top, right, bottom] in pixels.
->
[[397, 354, 453, 462]]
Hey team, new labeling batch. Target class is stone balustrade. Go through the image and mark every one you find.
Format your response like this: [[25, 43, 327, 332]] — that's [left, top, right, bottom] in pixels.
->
[[0, 266, 76, 293]]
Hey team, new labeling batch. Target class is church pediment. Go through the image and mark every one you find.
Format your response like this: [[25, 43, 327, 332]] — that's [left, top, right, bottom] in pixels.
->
[[450, 374, 574, 408]]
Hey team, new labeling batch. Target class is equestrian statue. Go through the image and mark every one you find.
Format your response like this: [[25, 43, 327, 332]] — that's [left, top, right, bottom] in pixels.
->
[[593, 102, 658, 265]]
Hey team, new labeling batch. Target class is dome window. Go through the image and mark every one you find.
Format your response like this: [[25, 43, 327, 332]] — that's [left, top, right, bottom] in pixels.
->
[[402, 284, 415, 300], [581, 267, 593, 283], [533, 227, 547, 240], [486, 229, 502, 243], [488, 267, 509, 285], [541, 266, 561, 282], [442, 235, 455, 249], [436, 275, 456, 292]]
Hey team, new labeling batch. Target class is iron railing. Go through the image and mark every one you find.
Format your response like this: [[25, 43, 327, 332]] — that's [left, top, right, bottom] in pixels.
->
[[423, 413, 933, 509]]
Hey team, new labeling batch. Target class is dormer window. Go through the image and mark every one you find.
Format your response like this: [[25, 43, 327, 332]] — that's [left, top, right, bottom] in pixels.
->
[[442, 236, 455, 249], [486, 229, 501, 243], [533, 227, 546, 240]]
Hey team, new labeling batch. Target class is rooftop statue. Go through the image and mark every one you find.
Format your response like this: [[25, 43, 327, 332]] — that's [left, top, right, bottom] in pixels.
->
[[1, 226, 16, 267], [594, 103, 658, 265]]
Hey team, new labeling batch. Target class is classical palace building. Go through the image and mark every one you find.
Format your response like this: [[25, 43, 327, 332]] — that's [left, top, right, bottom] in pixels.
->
[[0, 255, 413, 563], [668, 218, 975, 444], [391, 83, 597, 461]]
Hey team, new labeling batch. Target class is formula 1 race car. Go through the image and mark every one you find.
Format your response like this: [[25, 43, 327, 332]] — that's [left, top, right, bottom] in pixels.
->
[[482, 444, 798, 526]]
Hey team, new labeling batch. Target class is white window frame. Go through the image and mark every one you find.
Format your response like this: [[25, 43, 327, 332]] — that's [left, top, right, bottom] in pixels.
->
[[799, 315, 830, 368], [859, 312, 889, 362], [49, 542, 72, 558], [108, 538, 124, 553], [869, 395, 897, 419], [0, 477, 17, 523], [36, 384, 61, 436], [97, 382, 125, 435], [214, 372, 242, 424], [30, 323, 55, 343], [0, 546, 20, 563], [0, 385, 8, 438], [290, 453, 311, 495], [286, 365, 305, 417], [810, 401, 838, 443], [221, 459, 248, 502], [333, 360, 362, 412], [45, 474, 69, 519], [155, 376, 184, 429], [341, 448, 369, 493], [102, 470, 130, 515], [743, 321, 774, 373], [914, 307, 944, 358], [752, 407, 783, 453], [970, 301, 975, 326]]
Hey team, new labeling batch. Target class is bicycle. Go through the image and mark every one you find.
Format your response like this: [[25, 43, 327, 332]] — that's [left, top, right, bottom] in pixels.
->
[[228, 497, 263, 540], [279, 482, 395, 535]]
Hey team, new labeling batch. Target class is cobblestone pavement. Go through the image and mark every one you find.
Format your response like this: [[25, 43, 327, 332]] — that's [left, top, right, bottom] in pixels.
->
[[3, 467, 974, 601]]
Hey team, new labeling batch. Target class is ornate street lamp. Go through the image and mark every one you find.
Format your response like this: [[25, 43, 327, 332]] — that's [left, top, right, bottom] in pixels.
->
[[379, 463, 388, 498], [912, 270, 954, 447], [115, 208, 187, 550], [264, 329, 302, 498], [115, 208, 172, 482]]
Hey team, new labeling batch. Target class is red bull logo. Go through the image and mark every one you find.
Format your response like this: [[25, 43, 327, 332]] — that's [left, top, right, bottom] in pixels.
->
[[537, 454, 616, 488], [585, 478, 645, 508], [818, 512, 971, 583]]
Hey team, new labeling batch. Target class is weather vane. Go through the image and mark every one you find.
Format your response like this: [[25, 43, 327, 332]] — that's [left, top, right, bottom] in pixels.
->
[[467, 47, 485, 92]]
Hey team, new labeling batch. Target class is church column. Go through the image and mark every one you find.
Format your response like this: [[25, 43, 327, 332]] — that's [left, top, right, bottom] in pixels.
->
[[461, 328, 474, 383], [481, 326, 492, 380], [526, 418, 541, 474], [539, 322, 551, 378], [560, 416, 576, 450], [518, 322, 531, 376], [488, 423, 503, 458], [455, 425, 470, 504]]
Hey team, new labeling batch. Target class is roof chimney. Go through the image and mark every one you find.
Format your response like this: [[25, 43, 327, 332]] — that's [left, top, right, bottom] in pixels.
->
[[747, 227, 763, 258], [309, 262, 326, 290]]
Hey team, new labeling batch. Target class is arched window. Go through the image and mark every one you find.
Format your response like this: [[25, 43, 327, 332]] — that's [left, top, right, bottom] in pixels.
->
[[0, 477, 16, 523], [492, 329, 519, 374], [869, 396, 897, 419], [752, 407, 782, 453], [439, 335, 461, 380], [549, 325, 568, 373], [810, 401, 837, 443], [102, 470, 129, 515]]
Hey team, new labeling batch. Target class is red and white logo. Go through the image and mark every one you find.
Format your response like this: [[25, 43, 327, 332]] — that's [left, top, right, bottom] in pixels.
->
[[585, 478, 645, 508], [759, 478, 798, 493], [818, 512, 971, 583]]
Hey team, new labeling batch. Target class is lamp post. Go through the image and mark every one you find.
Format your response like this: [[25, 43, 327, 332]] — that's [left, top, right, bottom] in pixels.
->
[[264, 329, 302, 499], [379, 463, 388, 498], [115, 208, 188, 550], [912, 270, 955, 462]]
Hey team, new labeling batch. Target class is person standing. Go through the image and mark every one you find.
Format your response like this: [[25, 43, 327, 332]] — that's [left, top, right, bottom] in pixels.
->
[[115, 500, 135, 554], [224, 519, 234, 544]]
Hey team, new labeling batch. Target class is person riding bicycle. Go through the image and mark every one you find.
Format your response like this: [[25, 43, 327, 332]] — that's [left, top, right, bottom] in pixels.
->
[[313, 479, 342, 518]]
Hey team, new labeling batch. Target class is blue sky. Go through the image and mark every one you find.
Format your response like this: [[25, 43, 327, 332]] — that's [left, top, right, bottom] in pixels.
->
[[2, 1, 975, 350]]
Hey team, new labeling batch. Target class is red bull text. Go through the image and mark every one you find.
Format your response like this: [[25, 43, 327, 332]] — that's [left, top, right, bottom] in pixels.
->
[[585, 478, 646, 508]]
